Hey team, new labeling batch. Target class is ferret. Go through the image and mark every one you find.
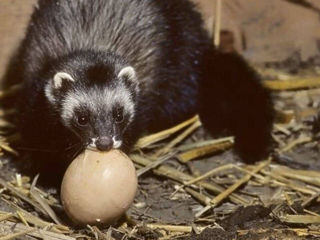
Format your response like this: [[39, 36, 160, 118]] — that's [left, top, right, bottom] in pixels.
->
[[5, 0, 274, 180]]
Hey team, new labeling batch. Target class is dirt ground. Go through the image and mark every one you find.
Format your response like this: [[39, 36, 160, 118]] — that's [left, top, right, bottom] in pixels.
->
[[1, 64, 320, 239], [1, 0, 320, 81], [0, 1, 320, 239]]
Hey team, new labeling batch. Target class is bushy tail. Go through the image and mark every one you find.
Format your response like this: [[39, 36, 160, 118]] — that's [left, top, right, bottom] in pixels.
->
[[199, 50, 274, 163]]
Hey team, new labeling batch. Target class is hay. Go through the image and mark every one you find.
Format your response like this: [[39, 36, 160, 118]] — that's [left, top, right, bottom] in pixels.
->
[[0, 73, 320, 240]]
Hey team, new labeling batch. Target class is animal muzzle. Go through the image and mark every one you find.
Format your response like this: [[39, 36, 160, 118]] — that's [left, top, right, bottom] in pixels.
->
[[95, 136, 113, 151], [88, 136, 122, 151]]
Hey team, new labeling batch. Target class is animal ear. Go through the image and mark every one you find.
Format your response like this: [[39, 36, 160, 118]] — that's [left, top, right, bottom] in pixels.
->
[[52, 72, 75, 88], [118, 66, 136, 82]]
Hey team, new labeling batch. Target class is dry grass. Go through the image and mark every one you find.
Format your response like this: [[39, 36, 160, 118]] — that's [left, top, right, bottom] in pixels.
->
[[0, 74, 320, 239]]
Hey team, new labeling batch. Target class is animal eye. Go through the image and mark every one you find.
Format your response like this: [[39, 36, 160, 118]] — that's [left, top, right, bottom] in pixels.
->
[[77, 115, 89, 126], [114, 108, 124, 123]]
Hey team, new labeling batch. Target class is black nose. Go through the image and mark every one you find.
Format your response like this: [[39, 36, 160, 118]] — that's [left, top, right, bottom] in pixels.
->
[[96, 136, 113, 151]]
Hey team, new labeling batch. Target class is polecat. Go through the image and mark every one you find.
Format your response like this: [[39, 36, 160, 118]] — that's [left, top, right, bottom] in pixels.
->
[[5, 0, 274, 179]]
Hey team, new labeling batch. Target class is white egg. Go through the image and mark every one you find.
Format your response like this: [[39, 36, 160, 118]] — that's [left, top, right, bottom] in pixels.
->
[[61, 150, 137, 225]]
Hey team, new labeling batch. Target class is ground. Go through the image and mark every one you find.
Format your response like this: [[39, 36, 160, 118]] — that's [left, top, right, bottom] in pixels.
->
[[0, 1, 320, 239], [0, 63, 320, 239]]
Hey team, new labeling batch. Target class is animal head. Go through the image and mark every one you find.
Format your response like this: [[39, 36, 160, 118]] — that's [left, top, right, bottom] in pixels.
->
[[44, 51, 139, 151]]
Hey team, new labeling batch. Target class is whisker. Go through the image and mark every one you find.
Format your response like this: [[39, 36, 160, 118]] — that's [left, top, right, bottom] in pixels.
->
[[15, 146, 59, 153], [69, 146, 84, 160], [64, 141, 84, 151]]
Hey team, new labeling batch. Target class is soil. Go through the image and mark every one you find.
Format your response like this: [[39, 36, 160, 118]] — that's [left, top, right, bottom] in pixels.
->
[[1, 1, 320, 239], [2, 66, 320, 239]]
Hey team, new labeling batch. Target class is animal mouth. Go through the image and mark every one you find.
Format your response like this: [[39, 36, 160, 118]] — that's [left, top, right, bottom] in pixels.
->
[[86, 137, 122, 151], [112, 136, 122, 149], [87, 138, 98, 151]]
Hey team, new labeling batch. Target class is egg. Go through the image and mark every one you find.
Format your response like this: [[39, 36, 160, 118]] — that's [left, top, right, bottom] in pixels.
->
[[60, 149, 137, 226]]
